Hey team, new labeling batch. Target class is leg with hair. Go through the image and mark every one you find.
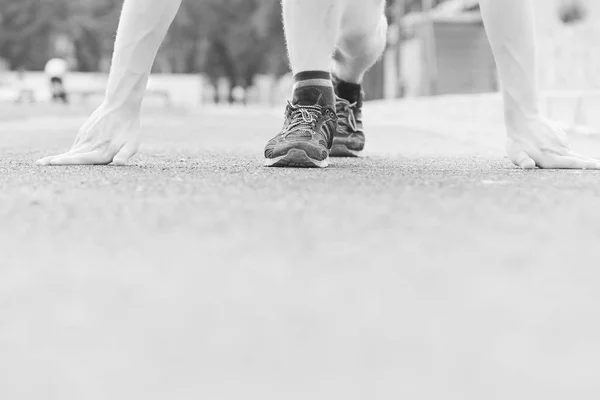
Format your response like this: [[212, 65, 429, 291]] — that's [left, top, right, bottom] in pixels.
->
[[264, 0, 343, 168], [480, 0, 600, 169], [330, 0, 387, 157], [37, 0, 183, 166], [332, 0, 387, 84]]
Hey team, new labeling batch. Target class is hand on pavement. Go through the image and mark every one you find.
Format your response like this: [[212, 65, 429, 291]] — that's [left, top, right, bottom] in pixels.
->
[[37, 104, 141, 166], [506, 115, 600, 170]]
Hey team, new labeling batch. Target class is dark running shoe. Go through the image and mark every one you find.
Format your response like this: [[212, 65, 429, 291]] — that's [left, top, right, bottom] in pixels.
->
[[264, 102, 337, 168], [330, 95, 365, 157]]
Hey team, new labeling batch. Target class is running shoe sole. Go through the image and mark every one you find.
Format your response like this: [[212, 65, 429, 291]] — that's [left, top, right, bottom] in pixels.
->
[[329, 144, 363, 158], [265, 148, 329, 168]]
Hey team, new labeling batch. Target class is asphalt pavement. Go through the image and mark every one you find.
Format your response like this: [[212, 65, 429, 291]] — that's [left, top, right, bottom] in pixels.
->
[[1, 100, 600, 400]]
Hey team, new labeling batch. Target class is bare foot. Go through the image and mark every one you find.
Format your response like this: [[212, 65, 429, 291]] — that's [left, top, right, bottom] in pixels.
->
[[506, 114, 600, 170], [37, 104, 141, 166]]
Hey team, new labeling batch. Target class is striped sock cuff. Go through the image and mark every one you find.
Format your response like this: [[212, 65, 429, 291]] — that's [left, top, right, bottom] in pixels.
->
[[292, 70, 334, 107], [293, 70, 333, 91]]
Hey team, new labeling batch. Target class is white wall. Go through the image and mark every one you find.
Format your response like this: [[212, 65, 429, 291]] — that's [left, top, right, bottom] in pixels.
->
[[1, 72, 206, 108]]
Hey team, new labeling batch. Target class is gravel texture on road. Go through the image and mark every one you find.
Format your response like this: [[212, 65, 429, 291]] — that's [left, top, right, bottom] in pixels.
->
[[1, 102, 600, 400]]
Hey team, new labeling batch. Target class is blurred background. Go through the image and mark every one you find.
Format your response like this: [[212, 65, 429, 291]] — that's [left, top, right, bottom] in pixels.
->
[[0, 0, 598, 109]]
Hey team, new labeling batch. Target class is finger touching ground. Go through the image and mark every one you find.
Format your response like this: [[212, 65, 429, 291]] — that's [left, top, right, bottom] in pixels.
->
[[36, 156, 55, 166], [36, 152, 71, 166], [545, 155, 600, 170], [46, 150, 113, 166], [111, 142, 139, 166], [511, 151, 536, 170]]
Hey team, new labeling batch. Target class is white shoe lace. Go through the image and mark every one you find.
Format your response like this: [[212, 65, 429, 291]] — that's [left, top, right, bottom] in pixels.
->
[[284, 102, 325, 137], [336, 99, 358, 131]]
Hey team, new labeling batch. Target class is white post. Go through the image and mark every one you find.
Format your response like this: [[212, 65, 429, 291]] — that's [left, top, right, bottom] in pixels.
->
[[422, 0, 437, 95]]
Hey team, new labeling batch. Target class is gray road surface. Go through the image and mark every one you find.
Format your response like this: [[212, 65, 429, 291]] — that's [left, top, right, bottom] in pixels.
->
[[1, 103, 600, 400]]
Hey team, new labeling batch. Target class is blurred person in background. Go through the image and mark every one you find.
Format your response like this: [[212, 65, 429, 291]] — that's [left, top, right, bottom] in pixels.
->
[[37, 0, 600, 170], [14, 68, 35, 104], [44, 58, 69, 104], [232, 85, 246, 106]]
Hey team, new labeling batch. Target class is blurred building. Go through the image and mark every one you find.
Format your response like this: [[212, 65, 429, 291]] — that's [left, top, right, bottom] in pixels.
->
[[362, 0, 496, 100], [366, 0, 600, 100], [400, 1, 496, 97]]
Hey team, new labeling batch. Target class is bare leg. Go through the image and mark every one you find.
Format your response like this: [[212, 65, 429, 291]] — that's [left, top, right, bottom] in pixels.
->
[[37, 0, 183, 166], [480, 0, 600, 169], [331, 0, 387, 84], [327, 0, 387, 158], [282, 0, 343, 74]]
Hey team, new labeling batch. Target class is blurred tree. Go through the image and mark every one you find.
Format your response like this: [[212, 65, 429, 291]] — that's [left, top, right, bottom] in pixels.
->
[[159, 0, 288, 88], [0, 0, 54, 69], [0, 0, 463, 74], [61, 0, 122, 72], [0, 0, 288, 87], [0, 0, 121, 70]]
